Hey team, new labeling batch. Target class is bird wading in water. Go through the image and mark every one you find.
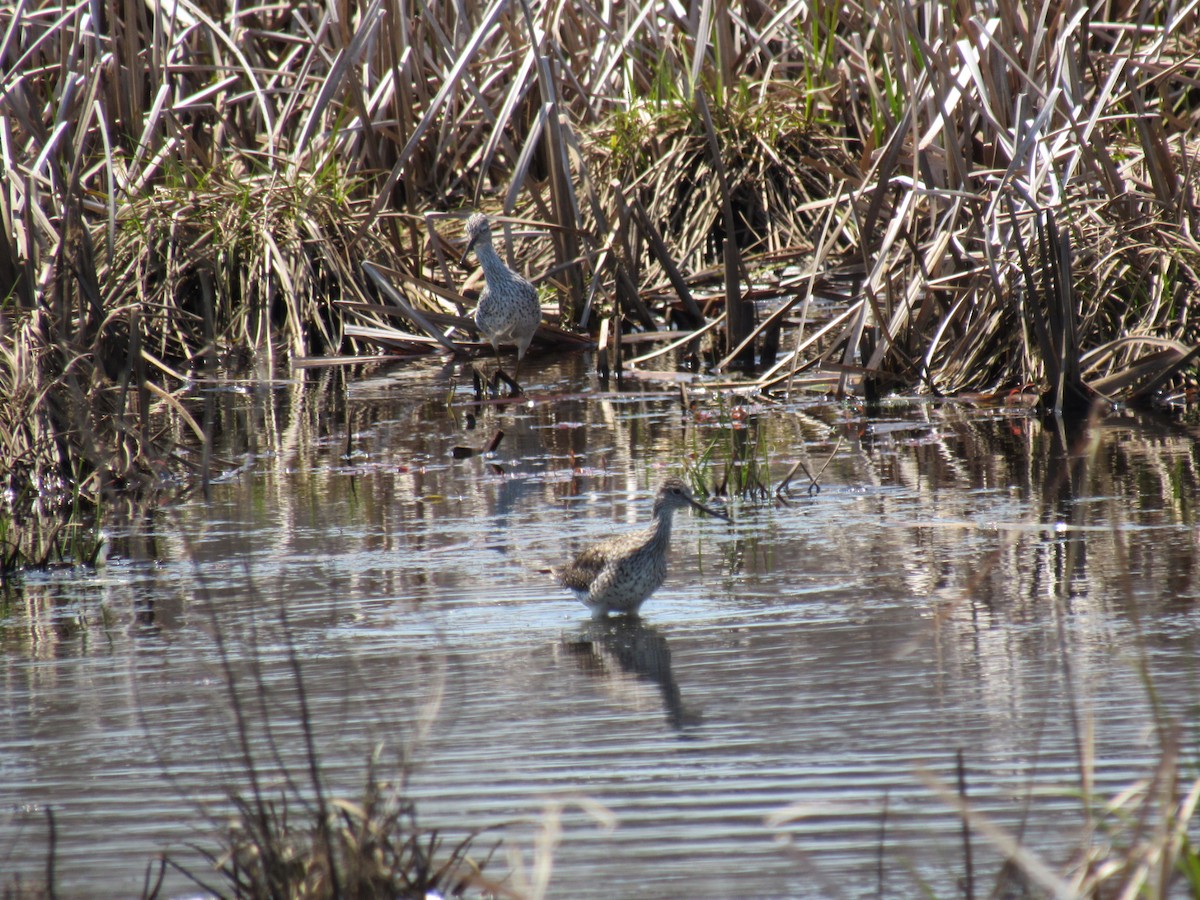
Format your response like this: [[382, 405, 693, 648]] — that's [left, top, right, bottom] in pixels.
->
[[461, 212, 542, 394], [558, 476, 730, 617]]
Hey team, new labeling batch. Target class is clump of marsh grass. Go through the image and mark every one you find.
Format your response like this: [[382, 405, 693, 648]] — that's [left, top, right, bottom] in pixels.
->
[[683, 392, 774, 501], [101, 157, 414, 373], [181, 768, 500, 900], [591, 89, 849, 270]]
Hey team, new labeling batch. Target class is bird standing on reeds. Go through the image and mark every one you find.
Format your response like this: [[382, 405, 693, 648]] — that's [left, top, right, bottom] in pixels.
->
[[559, 476, 730, 617], [461, 212, 541, 393]]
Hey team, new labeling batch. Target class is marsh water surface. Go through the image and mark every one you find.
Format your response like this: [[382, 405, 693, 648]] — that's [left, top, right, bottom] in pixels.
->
[[3, 355, 1199, 897]]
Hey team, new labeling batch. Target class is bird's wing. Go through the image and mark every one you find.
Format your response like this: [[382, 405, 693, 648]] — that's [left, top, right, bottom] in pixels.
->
[[558, 545, 608, 592]]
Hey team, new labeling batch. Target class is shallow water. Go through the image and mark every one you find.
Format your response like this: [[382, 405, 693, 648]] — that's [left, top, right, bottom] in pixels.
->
[[3, 354, 1200, 897]]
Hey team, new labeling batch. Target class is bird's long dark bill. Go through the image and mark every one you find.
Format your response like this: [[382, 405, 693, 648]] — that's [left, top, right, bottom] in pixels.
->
[[459, 237, 478, 268], [688, 498, 731, 521]]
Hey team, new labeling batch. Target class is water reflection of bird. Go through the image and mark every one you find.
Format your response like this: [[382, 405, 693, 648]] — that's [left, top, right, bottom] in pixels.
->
[[460, 212, 541, 392], [558, 476, 730, 617], [562, 616, 699, 730]]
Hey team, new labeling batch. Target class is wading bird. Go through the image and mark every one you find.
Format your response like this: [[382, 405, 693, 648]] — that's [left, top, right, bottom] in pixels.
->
[[461, 212, 541, 394], [558, 476, 730, 617]]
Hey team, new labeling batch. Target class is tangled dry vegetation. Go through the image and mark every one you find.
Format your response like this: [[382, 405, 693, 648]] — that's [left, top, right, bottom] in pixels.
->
[[3, 0, 1200, 521]]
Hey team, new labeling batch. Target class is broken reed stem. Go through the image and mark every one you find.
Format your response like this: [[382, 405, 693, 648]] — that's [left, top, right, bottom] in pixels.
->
[[775, 436, 843, 499], [695, 89, 753, 371], [958, 749, 974, 900], [624, 316, 724, 367]]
